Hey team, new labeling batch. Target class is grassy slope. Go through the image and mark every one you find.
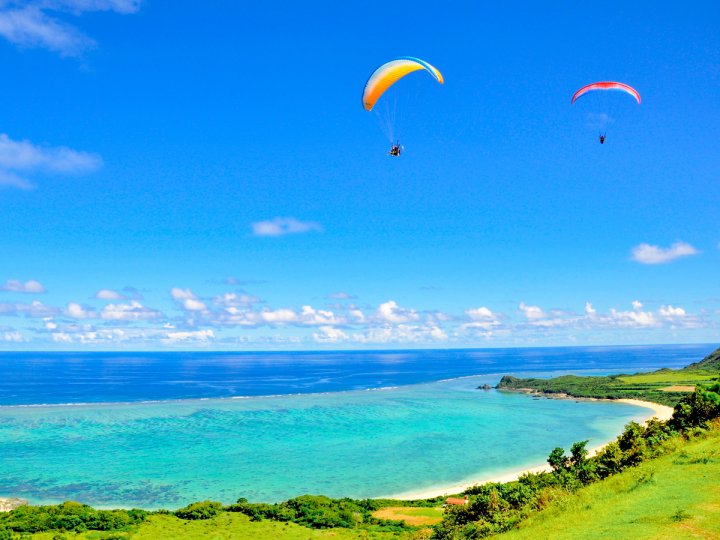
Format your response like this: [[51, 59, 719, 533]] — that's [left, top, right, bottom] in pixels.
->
[[28, 512, 414, 539], [498, 426, 720, 540], [496, 346, 720, 406]]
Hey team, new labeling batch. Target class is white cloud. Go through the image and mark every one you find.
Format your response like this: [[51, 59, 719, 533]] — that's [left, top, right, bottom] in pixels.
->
[[312, 325, 349, 343], [260, 308, 297, 324], [213, 292, 262, 308], [162, 329, 214, 344], [100, 300, 162, 321], [1, 279, 45, 293], [0, 1, 141, 57], [2, 330, 23, 342], [352, 323, 448, 344], [465, 307, 496, 321], [606, 307, 657, 328], [376, 300, 419, 324], [95, 289, 122, 300], [251, 217, 322, 237], [0, 133, 102, 189], [349, 309, 365, 323], [659, 305, 686, 318], [4, 300, 58, 318], [631, 242, 699, 264], [171, 287, 207, 311], [632, 300, 643, 310], [584, 302, 596, 316], [65, 301, 95, 319], [298, 305, 342, 325], [519, 302, 547, 320]]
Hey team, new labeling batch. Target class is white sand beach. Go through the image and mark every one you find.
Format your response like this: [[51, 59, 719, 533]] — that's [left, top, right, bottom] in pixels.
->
[[387, 398, 674, 500]]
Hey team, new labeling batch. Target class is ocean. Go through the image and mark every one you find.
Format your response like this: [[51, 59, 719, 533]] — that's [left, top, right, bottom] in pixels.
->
[[0, 344, 714, 508]]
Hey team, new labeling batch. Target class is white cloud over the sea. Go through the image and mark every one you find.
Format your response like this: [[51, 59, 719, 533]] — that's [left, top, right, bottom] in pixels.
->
[[0, 133, 102, 189], [631, 241, 699, 264], [0, 1, 141, 57], [0, 281, 716, 348], [1, 279, 45, 293], [251, 217, 322, 237]]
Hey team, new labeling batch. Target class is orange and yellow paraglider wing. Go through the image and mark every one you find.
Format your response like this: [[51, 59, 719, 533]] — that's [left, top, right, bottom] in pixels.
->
[[362, 57, 443, 111]]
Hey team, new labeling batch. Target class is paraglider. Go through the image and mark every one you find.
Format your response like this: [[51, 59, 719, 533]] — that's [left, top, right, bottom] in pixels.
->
[[363, 57, 443, 155], [571, 82, 640, 143]]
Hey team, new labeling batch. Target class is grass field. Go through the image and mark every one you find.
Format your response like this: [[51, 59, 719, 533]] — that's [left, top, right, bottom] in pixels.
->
[[25, 511, 418, 539], [618, 370, 716, 385], [498, 424, 720, 540]]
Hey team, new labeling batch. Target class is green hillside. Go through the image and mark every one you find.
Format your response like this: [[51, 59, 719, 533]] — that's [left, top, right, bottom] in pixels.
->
[[496, 346, 720, 406], [685, 347, 720, 372], [498, 423, 720, 540]]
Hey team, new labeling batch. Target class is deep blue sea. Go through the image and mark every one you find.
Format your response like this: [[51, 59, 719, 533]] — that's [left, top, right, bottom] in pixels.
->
[[0, 344, 713, 406], [0, 344, 714, 507]]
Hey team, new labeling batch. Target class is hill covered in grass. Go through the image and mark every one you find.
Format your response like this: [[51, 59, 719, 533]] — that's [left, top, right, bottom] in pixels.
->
[[496, 346, 720, 406], [497, 421, 720, 540]]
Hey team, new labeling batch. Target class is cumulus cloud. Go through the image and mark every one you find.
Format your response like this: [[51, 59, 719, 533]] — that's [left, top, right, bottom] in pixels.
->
[[519, 302, 547, 320], [100, 300, 162, 321], [213, 292, 262, 308], [631, 242, 699, 264], [94, 289, 123, 300], [171, 287, 207, 311], [0, 133, 102, 189], [352, 323, 448, 344], [251, 217, 322, 237], [259, 308, 297, 324], [65, 301, 95, 319], [312, 325, 349, 343], [0, 1, 141, 57], [605, 307, 657, 328], [162, 329, 214, 344], [466, 307, 497, 321], [0, 300, 58, 318], [376, 300, 419, 324], [1, 330, 23, 342], [1, 279, 45, 293], [659, 305, 686, 318]]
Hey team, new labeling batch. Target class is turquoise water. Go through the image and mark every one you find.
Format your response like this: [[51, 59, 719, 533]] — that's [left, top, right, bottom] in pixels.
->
[[0, 376, 650, 508]]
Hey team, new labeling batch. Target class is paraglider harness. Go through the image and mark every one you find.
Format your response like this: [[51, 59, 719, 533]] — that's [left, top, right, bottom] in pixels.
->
[[389, 141, 402, 157], [599, 133, 606, 144]]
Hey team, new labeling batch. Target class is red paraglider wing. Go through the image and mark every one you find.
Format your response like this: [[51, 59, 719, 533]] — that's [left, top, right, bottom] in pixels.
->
[[571, 82, 641, 105]]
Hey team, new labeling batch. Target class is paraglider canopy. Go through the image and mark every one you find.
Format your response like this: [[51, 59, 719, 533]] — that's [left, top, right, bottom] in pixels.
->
[[571, 82, 641, 105], [362, 57, 443, 112]]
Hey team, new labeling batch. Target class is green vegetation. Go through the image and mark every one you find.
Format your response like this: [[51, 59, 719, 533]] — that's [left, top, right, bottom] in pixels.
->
[[497, 423, 720, 539], [496, 346, 720, 406]]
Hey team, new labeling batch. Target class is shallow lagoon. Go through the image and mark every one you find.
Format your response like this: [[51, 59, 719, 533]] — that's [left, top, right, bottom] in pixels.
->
[[0, 376, 649, 508]]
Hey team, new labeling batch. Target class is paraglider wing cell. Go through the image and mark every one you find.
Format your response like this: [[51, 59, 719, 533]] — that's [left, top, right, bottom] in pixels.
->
[[570, 82, 641, 105], [362, 56, 443, 111]]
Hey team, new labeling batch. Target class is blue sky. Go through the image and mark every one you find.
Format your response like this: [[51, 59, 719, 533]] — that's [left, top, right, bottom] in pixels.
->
[[0, 1, 719, 350]]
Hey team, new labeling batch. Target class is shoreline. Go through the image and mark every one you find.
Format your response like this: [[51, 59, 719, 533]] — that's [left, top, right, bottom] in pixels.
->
[[385, 398, 674, 500]]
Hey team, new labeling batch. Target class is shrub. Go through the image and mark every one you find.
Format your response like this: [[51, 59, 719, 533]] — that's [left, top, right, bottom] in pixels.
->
[[173, 501, 223, 520]]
